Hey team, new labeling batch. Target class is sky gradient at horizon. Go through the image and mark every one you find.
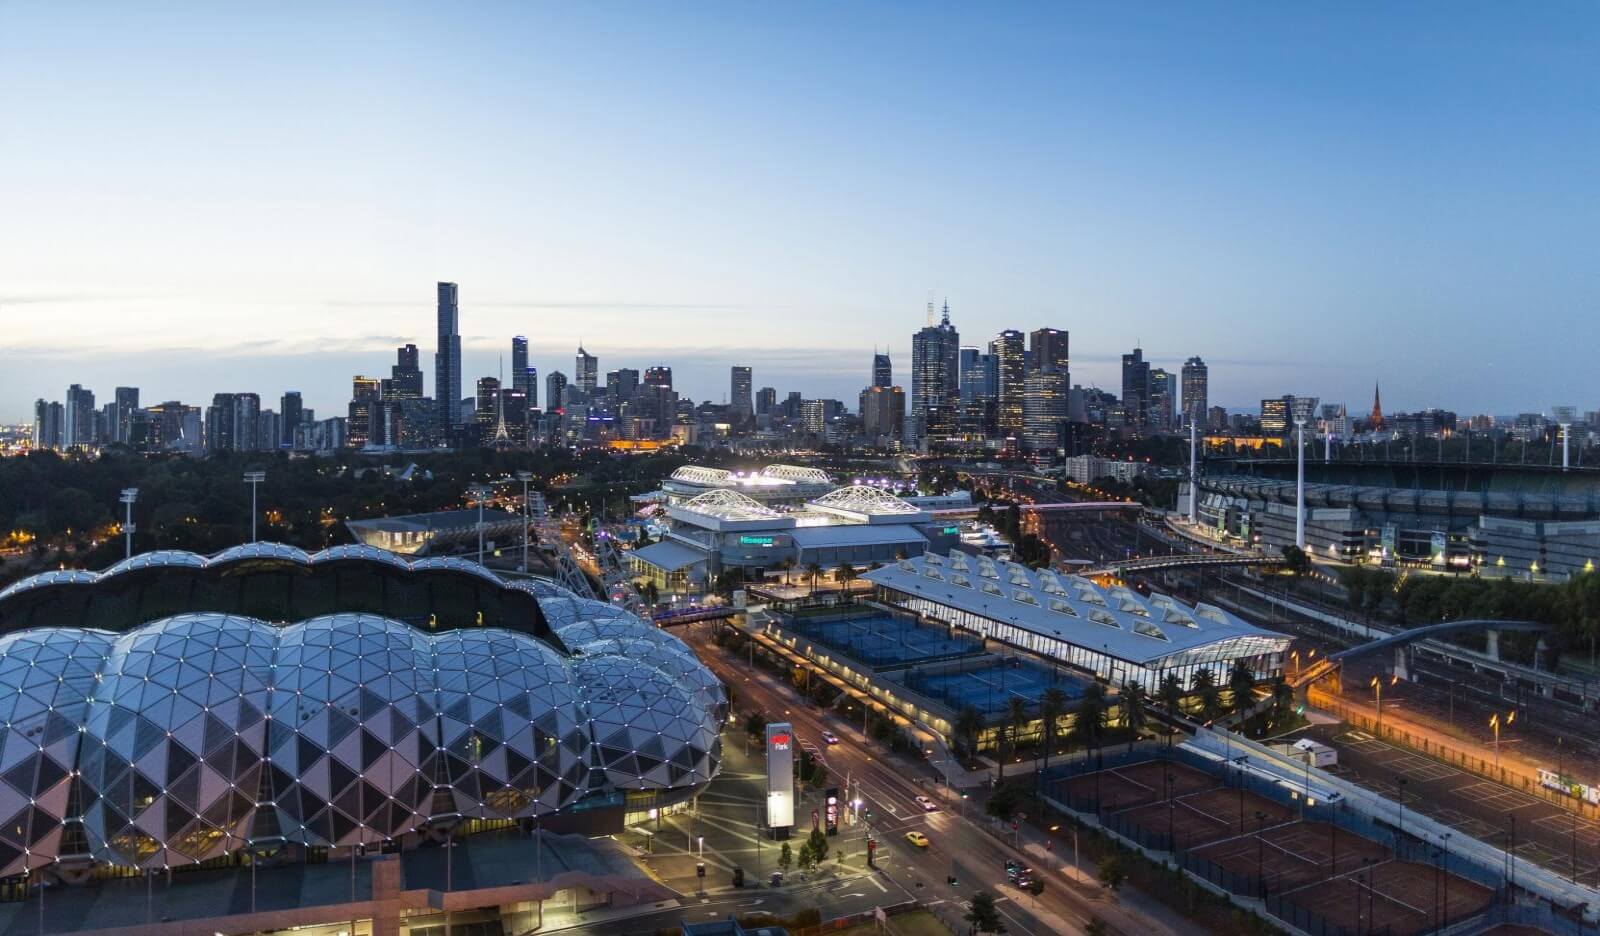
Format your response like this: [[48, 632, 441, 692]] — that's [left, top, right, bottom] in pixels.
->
[[1, 3, 1596, 421]]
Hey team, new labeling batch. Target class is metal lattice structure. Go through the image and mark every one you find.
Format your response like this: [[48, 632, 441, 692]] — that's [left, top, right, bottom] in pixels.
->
[[759, 464, 833, 484], [594, 534, 646, 615], [677, 489, 783, 522], [668, 466, 736, 487], [528, 492, 601, 600], [808, 485, 923, 516]]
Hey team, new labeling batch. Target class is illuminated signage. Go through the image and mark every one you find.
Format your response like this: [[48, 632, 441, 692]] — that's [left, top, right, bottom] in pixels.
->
[[825, 788, 839, 836], [765, 722, 795, 830], [941, 526, 961, 535], [740, 535, 777, 546]]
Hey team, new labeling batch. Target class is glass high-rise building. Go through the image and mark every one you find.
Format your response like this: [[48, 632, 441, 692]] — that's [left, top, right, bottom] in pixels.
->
[[575, 345, 598, 396], [730, 366, 753, 419], [546, 371, 569, 412], [113, 387, 140, 444], [391, 344, 424, 399], [989, 330, 1025, 436], [1120, 347, 1150, 434], [1181, 356, 1208, 429], [1149, 368, 1176, 433], [280, 391, 303, 447], [909, 302, 960, 442], [872, 352, 892, 389], [511, 336, 531, 399], [756, 386, 776, 417], [435, 282, 461, 429]]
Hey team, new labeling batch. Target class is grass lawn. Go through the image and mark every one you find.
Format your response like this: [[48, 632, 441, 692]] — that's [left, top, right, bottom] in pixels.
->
[[831, 909, 952, 936]]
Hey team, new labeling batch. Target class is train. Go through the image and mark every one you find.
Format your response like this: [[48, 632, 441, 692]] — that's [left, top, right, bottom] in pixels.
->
[[1537, 767, 1600, 805]]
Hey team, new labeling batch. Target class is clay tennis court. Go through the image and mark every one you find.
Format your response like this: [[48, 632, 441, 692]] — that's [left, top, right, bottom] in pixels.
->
[[1053, 758, 1217, 810], [1193, 821, 1391, 893], [1114, 786, 1294, 850]]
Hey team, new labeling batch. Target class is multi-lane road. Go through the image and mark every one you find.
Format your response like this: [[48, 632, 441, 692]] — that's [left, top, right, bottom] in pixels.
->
[[663, 623, 1205, 936]]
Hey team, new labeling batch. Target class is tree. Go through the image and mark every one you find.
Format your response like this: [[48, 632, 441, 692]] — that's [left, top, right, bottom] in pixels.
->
[[1038, 687, 1068, 772], [805, 561, 823, 595], [964, 891, 1007, 934], [745, 712, 768, 738], [1075, 682, 1108, 768], [1270, 676, 1294, 726], [807, 826, 829, 864], [1192, 668, 1222, 722], [1281, 544, 1311, 577], [1120, 681, 1149, 753], [780, 557, 795, 587], [796, 841, 817, 871], [778, 842, 792, 872], [1159, 672, 1184, 748], [954, 705, 983, 763], [837, 563, 859, 593], [1005, 695, 1031, 775], [1228, 660, 1257, 716], [1097, 854, 1128, 890]]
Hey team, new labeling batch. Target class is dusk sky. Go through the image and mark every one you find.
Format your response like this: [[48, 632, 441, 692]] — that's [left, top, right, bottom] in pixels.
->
[[2, 3, 1595, 422]]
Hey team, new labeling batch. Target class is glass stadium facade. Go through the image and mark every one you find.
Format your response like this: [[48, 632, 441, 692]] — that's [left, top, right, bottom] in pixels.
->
[[0, 546, 724, 879]]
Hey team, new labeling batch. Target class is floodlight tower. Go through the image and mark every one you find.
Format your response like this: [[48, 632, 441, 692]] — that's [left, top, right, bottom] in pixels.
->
[[516, 470, 534, 572], [469, 484, 492, 566], [242, 471, 266, 542], [119, 488, 138, 559], [1294, 418, 1307, 549], [1187, 419, 1198, 524]]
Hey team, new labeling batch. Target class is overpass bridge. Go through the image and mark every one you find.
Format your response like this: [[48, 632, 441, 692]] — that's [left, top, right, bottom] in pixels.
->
[[1082, 553, 1282, 577], [1327, 618, 1553, 663]]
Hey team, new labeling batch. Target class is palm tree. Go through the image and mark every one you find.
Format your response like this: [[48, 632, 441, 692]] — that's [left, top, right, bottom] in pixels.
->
[[1192, 668, 1222, 723], [780, 557, 795, 587], [1270, 676, 1294, 726], [954, 705, 983, 763], [1076, 682, 1108, 769], [1228, 659, 1257, 717], [1006, 696, 1031, 775], [1159, 673, 1184, 749], [804, 561, 822, 595], [1038, 687, 1068, 772], [837, 563, 859, 596], [1120, 681, 1149, 753]]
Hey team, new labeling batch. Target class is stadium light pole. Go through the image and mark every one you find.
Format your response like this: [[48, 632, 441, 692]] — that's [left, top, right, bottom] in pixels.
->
[[1293, 418, 1307, 549], [469, 484, 491, 566], [243, 471, 266, 542], [120, 488, 138, 559], [1187, 419, 1198, 525], [517, 470, 534, 572]]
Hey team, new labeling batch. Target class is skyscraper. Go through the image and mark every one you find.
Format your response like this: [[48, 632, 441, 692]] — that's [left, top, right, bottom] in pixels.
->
[[1181, 356, 1208, 428], [113, 387, 140, 444], [607, 368, 640, 409], [643, 366, 673, 390], [1028, 328, 1069, 377], [872, 352, 892, 389], [756, 386, 776, 418], [730, 366, 753, 420], [860, 386, 905, 441], [64, 384, 95, 447], [348, 377, 382, 447], [1149, 368, 1175, 433], [959, 346, 997, 436], [990, 330, 1025, 436], [511, 336, 531, 399], [1023, 329, 1069, 458], [280, 391, 303, 446], [474, 376, 501, 446], [575, 345, 598, 397], [32, 399, 63, 450], [435, 282, 462, 429], [391, 344, 424, 399], [1120, 347, 1150, 434], [546, 371, 569, 411], [910, 301, 960, 442]]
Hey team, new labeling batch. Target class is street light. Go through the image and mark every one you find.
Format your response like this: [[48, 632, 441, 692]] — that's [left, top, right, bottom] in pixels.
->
[[119, 488, 138, 559], [242, 471, 266, 542], [1490, 709, 1514, 769], [516, 471, 534, 572], [468, 484, 492, 566]]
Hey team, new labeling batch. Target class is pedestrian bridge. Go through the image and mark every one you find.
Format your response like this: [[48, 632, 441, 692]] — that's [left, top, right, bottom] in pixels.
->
[[1327, 618, 1553, 663], [1083, 553, 1282, 577]]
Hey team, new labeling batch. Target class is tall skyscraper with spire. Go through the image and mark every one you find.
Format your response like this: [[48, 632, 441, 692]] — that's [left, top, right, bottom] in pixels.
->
[[872, 351, 892, 389], [435, 282, 461, 431], [575, 344, 598, 398]]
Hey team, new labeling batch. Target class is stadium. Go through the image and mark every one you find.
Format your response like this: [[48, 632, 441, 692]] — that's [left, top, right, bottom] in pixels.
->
[[1190, 459, 1600, 576], [0, 544, 725, 884]]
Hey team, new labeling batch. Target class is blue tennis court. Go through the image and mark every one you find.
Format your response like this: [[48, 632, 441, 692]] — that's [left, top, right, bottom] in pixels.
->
[[903, 658, 1088, 717], [790, 613, 986, 668]]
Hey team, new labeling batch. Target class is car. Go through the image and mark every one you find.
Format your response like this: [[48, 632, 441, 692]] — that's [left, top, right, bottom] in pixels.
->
[[914, 795, 939, 812], [904, 831, 930, 848], [821, 731, 839, 744]]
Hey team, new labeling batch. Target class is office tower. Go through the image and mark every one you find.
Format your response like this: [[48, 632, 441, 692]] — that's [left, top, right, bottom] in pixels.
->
[[575, 345, 598, 397], [1022, 369, 1068, 459], [280, 392, 303, 447], [63, 384, 95, 447], [499, 387, 529, 447], [989, 330, 1025, 436], [756, 386, 776, 418], [606, 368, 639, 410], [511, 336, 531, 399], [730, 366, 753, 420], [859, 385, 906, 442], [1120, 347, 1150, 434], [872, 352, 892, 389], [257, 410, 281, 452], [474, 376, 501, 445], [435, 282, 462, 429], [910, 301, 961, 441], [348, 377, 382, 447], [643, 366, 673, 390], [1028, 328, 1070, 377], [389, 344, 424, 399], [205, 394, 235, 452], [1149, 368, 1175, 433], [32, 399, 63, 450], [1260, 397, 1290, 435], [799, 400, 825, 435], [524, 366, 538, 409], [546, 371, 569, 412], [112, 387, 140, 444], [1207, 405, 1227, 431], [1181, 357, 1208, 428]]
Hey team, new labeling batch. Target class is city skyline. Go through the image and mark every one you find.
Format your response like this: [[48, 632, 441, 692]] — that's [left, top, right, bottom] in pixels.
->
[[3, 4, 1597, 420]]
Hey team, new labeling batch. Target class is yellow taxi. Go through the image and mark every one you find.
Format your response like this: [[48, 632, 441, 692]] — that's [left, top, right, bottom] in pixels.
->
[[904, 830, 930, 848]]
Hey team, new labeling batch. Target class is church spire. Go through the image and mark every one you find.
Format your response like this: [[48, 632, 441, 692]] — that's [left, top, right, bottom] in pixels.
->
[[1370, 382, 1384, 431]]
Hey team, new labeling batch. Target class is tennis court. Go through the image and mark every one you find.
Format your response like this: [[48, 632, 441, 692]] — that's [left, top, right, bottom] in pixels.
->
[[790, 613, 987, 668], [1053, 759, 1217, 811], [1194, 821, 1391, 894], [902, 657, 1088, 717]]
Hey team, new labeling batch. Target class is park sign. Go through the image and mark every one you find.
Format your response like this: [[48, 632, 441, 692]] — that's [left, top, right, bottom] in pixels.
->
[[765, 722, 795, 831]]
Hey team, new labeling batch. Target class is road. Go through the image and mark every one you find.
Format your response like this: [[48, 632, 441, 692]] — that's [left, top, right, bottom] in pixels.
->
[[668, 623, 1206, 936]]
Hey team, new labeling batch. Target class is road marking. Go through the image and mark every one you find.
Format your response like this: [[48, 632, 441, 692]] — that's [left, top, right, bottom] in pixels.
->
[[870, 875, 887, 892]]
